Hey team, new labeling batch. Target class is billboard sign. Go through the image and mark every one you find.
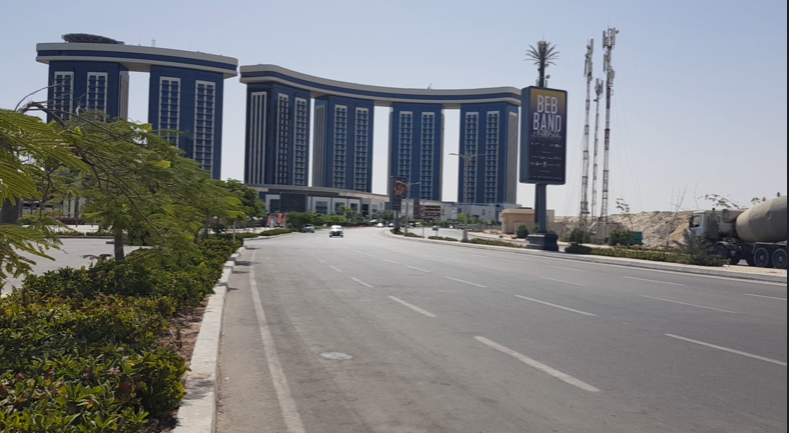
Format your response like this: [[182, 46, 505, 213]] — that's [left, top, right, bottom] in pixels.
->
[[520, 86, 568, 185], [392, 177, 407, 211]]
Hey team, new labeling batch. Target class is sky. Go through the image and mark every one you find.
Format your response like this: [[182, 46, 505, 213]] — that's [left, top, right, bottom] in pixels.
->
[[1, 0, 786, 216]]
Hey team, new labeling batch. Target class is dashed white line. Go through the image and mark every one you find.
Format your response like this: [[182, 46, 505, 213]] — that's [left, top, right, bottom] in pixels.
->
[[514, 295, 597, 316], [382, 259, 398, 264], [540, 277, 589, 287], [475, 337, 600, 392], [317, 258, 326, 263], [388, 296, 437, 318], [446, 276, 487, 288], [641, 295, 735, 313], [666, 334, 787, 367], [351, 277, 373, 288], [481, 265, 510, 272], [625, 276, 685, 286], [330, 266, 342, 273], [745, 294, 787, 301], [408, 266, 431, 273], [552, 266, 586, 272]]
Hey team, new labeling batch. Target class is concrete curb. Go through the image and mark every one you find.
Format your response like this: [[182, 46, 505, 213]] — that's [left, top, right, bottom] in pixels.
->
[[382, 230, 787, 284], [172, 246, 244, 433]]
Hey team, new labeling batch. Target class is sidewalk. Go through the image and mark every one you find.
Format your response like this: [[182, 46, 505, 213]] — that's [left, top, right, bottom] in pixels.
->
[[384, 230, 787, 284]]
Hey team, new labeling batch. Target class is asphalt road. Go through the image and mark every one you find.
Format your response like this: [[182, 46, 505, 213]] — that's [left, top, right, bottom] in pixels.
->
[[216, 227, 787, 433]]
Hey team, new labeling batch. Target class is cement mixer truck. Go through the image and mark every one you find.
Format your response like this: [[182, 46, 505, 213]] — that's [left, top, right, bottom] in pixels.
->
[[689, 196, 787, 269]]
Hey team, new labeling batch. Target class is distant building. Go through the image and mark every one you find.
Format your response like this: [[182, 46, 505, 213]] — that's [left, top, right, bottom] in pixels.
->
[[458, 102, 519, 205], [36, 34, 237, 179], [389, 103, 444, 201]]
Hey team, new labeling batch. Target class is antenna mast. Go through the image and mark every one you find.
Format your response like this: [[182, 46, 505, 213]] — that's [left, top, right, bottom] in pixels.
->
[[590, 78, 603, 227], [600, 27, 618, 224], [579, 39, 594, 227]]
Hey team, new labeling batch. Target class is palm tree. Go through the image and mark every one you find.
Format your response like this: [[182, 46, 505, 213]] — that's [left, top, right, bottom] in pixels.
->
[[525, 41, 560, 88]]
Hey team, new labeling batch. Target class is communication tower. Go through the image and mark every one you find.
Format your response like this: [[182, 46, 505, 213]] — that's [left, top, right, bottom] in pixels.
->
[[579, 40, 594, 227], [600, 27, 618, 224]]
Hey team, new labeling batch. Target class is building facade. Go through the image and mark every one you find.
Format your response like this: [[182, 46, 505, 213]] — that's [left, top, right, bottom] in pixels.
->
[[312, 96, 375, 192], [244, 83, 312, 187], [458, 102, 519, 205], [36, 34, 237, 179], [389, 103, 444, 201]]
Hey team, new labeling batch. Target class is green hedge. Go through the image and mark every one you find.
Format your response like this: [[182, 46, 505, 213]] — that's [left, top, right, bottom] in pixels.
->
[[428, 236, 459, 242], [590, 246, 725, 266], [257, 229, 293, 237], [468, 238, 522, 248], [0, 238, 240, 432]]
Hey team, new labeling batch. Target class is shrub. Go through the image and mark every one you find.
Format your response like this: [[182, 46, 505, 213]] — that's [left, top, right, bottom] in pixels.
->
[[258, 228, 293, 237], [608, 229, 634, 246], [569, 228, 591, 244], [403, 232, 423, 238], [565, 244, 593, 254], [516, 225, 530, 239], [468, 238, 521, 248], [428, 236, 459, 242]]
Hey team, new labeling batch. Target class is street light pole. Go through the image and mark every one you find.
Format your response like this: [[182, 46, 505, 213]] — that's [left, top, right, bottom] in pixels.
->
[[390, 176, 420, 235], [450, 152, 482, 243]]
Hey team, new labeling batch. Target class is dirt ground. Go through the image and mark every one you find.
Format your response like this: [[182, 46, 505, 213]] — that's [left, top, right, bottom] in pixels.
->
[[551, 211, 693, 248]]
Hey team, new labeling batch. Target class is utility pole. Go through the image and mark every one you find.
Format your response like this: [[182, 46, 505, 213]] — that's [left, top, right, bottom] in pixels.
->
[[450, 152, 482, 242], [579, 39, 594, 228], [590, 78, 603, 228], [392, 176, 420, 235], [600, 27, 618, 224]]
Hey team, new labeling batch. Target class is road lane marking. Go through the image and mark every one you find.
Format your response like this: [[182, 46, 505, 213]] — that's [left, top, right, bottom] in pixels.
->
[[330, 266, 342, 273], [366, 255, 376, 258], [408, 266, 431, 273], [249, 253, 307, 433], [745, 294, 787, 301], [475, 337, 600, 392], [353, 250, 363, 254], [388, 296, 437, 318], [625, 276, 685, 286], [351, 277, 373, 288], [446, 276, 487, 288], [665, 334, 787, 367], [482, 265, 510, 272], [641, 296, 735, 313], [514, 295, 597, 316], [382, 259, 398, 264], [317, 258, 325, 263], [540, 277, 589, 287], [552, 266, 586, 272]]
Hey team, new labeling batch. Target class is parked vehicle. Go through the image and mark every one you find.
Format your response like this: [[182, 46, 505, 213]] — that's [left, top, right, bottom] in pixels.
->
[[690, 196, 787, 268], [303, 225, 315, 233], [329, 225, 344, 238]]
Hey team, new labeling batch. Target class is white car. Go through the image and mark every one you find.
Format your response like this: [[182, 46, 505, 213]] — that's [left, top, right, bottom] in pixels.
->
[[376, 223, 384, 228], [329, 225, 344, 238]]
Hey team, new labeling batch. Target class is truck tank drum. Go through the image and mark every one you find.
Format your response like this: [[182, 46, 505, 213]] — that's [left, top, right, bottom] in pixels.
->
[[735, 196, 787, 243]]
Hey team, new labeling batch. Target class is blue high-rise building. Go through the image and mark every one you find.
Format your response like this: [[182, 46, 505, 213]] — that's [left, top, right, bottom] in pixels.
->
[[244, 83, 312, 186], [312, 96, 375, 192], [458, 102, 519, 205], [389, 103, 444, 201], [36, 34, 237, 179]]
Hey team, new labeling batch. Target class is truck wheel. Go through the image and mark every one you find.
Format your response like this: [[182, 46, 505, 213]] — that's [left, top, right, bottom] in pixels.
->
[[746, 257, 756, 266], [753, 247, 774, 268], [772, 249, 787, 270]]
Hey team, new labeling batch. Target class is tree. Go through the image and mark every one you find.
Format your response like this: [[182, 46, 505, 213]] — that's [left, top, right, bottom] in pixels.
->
[[700, 194, 742, 210], [526, 41, 560, 87], [615, 198, 633, 229], [516, 224, 530, 239]]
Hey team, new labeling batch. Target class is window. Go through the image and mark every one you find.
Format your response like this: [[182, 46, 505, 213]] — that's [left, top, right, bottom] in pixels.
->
[[354, 108, 370, 191], [275, 94, 290, 184], [194, 81, 216, 173], [294, 98, 308, 186], [248, 91, 267, 185], [159, 77, 180, 146], [51, 72, 74, 121], [398, 112, 413, 180], [485, 112, 500, 203], [464, 113, 479, 204], [420, 113, 435, 200], [333, 105, 348, 188], [86, 72, 108, 115]]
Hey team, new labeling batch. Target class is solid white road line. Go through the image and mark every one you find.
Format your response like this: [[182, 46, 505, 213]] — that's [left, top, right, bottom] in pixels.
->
[[514, 295, 597, 316], [624, 276, 685, 286], [382, 259, 398, 264], [641, 295, 736, 313], [351, 277, 373, 288], [665, 334, 787, 367], [552, 266, 586, 272], [745, 294, 787, 301], [408, 266, 431, 273], [540, 277, 589, 287], [330, 266, 342, 273], [446, 276, 487, 288], [317, 258, 325, 263], [249, 252, 307, 433], [388, 296, 437, 318], [475, 336, 601, 392]]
